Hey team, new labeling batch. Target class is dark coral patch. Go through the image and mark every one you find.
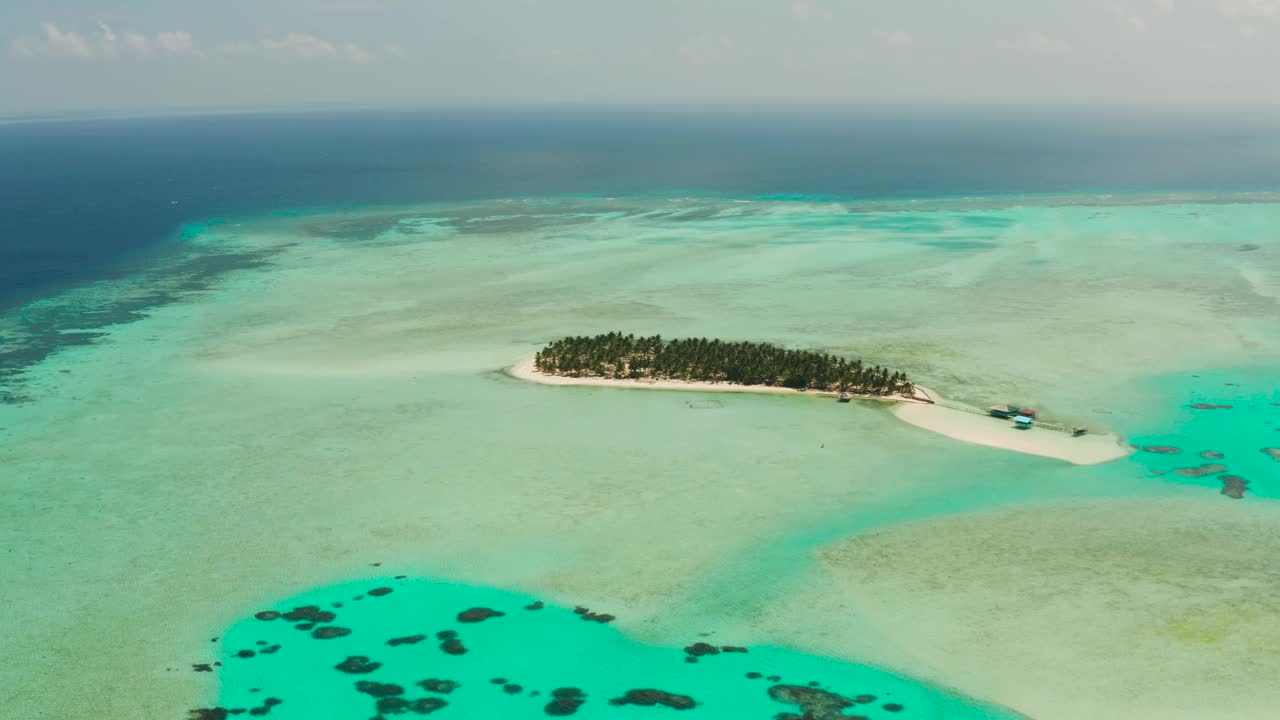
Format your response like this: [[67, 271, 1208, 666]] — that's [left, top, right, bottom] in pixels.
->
[[405, 697, 448, 714], [417, 679, 461, 694], [684, 642, 720, 657], [504, 684, 523, 694], [768, 685, 857, 719], [355, 681, 404, 697], [253, 611, 281, 621], [745, 672, 762, 679], [281, 606, 335, 623], [260, 645, 281, 655], [193, 663, 214, 673], [1140, 446, 1180, 454], [1189, 403, 1233, 410], [545, 688, 587, 716], [1200, 451, 1225, 459], [388, 634, 427, 647], [609, 689, 697, 710], [334, 656, 382, 674], [311, 626, 352, 640], [525, 600, 545, 610], [236, 650, 256, 659], [1221, 475, 1249, 499], [721, 645, 748, 653], [1172, 463, 1228, 477], [883, 703, 905, 712], [440, 638, 468, 655], [457, 607, 505, 623], [293, 623, 315, 631], [368, 587, 394, 597], [436, 630, 457, 640]]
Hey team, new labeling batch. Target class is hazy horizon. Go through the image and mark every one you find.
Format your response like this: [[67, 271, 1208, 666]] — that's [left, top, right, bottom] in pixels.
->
[[5, 1, 1280, 114]]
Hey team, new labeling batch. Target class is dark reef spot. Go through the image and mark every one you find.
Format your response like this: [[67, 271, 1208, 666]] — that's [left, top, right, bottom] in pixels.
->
[[193, 663, 213, 673], [853, 694, 877, 704], [721, 645, 748, 653], [766, 676, 781, 682], [395, 575, 408, 579], [281, 606, 335, 623], [581, 611, 616, 623], [504, 684, 523, 695], [545, 688, 587, 716], [1140, 446, 1180, 454], [440, 638, 468, 655], [189, 709, 233, 719], [236, 650, 256, 659], [883, 703, 905, 712], [457, 607, 505, 623], [491, 678, 508, 684], [1189, 403, 1233, 410], [405, 697, 449, 715], [768, 685, 858, 720], [1200, 451, 1225, 459], [368, 587, 394, 597], [1221, 475, 1249, 499], [260, 645, 281, 655], [525, 601, 545, 610], [417, 679, 460, 694], [609, 689, 697, 710], [293, 623, 315, 631], [684, 642, 720, 657], [1173, 463, 1228, 477], [573, 606, 589, 615], [683, 657, 697, 664], [254, 611, 281, 621], [334, 656, 382, 674], [745, 672, 762, 679], [388, 634, 427, 647], [355, 681, 405, 697], [311, 626, 352, 640], [436, 630, 457, 640]]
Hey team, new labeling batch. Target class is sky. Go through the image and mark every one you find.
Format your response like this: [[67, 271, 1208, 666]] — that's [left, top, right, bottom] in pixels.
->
[[1, 0, 1279, 114]]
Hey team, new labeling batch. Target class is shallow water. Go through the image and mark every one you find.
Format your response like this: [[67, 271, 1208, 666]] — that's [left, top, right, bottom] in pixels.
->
[[1, 193, 1277, 719]]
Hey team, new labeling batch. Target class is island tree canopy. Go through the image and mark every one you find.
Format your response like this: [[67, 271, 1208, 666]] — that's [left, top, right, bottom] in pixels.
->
[[535, 332, 913, 395]]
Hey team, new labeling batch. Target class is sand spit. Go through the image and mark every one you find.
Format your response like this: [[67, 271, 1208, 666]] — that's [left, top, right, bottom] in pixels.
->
[[893, 402, 1132, 466], [512, 359, 1129, 465]]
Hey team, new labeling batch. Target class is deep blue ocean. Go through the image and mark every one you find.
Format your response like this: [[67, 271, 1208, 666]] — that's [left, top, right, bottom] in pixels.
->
[[5, 107, 1280, 311]]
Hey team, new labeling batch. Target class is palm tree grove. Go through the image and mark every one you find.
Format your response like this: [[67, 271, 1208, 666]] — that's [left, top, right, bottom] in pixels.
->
[[535, 332, 915, 395]]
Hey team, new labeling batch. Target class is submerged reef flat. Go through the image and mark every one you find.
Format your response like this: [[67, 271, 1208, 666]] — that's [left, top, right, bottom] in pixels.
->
[[789, 498, 1280, 720], [193, 578, 1025, 720], [4, 195, 1280, 719]]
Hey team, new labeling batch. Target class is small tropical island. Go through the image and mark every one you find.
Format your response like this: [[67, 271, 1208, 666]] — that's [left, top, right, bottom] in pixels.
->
[[532, 332, 916, 397], [511, 332, 1132, 466]]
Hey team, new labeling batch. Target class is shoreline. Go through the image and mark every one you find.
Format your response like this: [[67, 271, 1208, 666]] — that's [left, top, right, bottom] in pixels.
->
[[509, 358, 1130, 466]]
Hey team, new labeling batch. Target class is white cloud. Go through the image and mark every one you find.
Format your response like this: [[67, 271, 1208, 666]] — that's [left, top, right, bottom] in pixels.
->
[[877, 30, 915, 48], [8, 23, 192, 61], [790, 1, 833, 22], [1218, 0, 1280, 20], [1105, 4, 1149, 32], [344, 43, 374, 63], [1000, 31, 1072, 55], [8, 23, 375, 64], [156, 31, 196, 55], [1152, 0, 1177, 13]]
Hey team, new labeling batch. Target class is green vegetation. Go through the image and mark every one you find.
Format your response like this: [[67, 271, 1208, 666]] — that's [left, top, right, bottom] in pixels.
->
[[535, 332, 913, 395]]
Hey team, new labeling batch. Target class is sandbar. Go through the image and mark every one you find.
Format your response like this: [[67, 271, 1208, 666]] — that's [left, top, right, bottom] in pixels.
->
[[511, 358, 1130, 465]]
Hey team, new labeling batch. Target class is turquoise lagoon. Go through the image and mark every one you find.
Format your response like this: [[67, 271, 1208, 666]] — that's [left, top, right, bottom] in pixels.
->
[[2, 194, 1278, 720], [206, 578, 1020, 719]]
